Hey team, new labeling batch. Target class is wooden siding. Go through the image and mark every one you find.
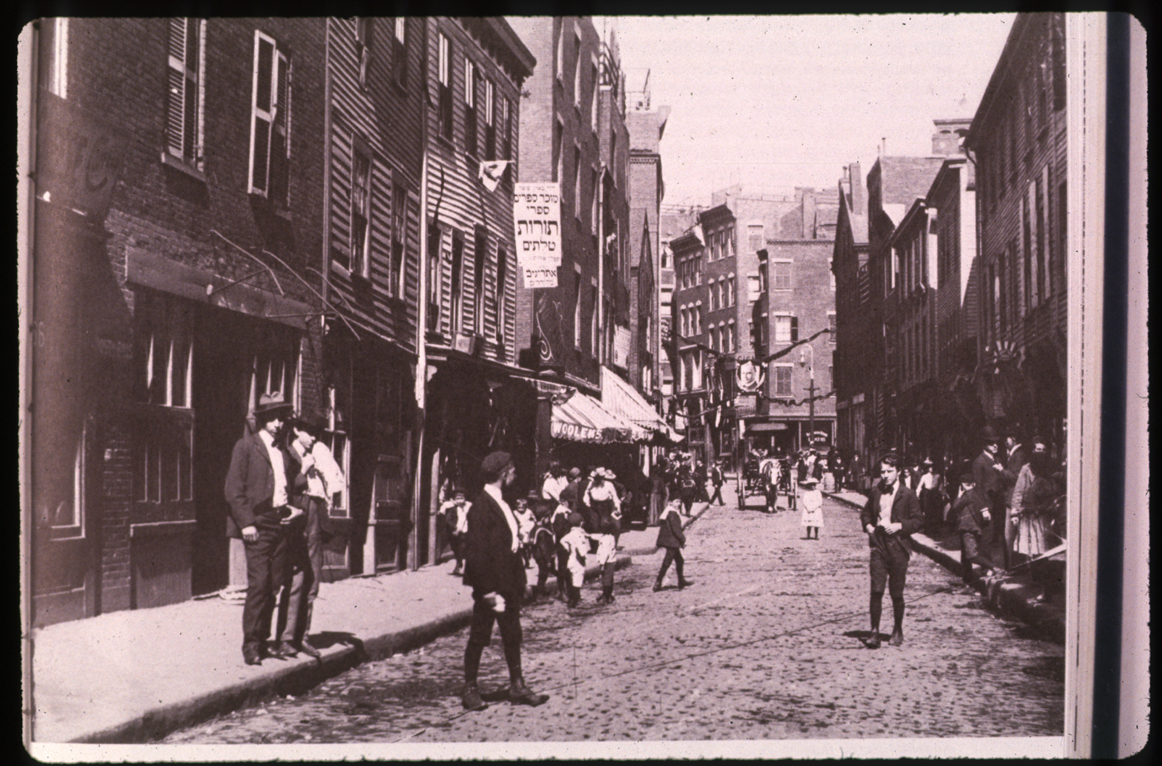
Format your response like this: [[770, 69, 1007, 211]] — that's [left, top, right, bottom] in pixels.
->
[[326, 17, 424, 353], [423, 18, 521, 365]]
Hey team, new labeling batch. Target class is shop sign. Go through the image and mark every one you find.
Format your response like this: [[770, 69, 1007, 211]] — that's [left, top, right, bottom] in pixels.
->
[[36, 92, 128, 223], [514, 182, 561, 287], [735, 393, 757, 418], [612, 325, 631, 368]]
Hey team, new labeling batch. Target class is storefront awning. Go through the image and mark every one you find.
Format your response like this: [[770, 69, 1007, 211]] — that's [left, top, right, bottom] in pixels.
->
[[599, 366, 683, 442], [552, 390, 638, 443]]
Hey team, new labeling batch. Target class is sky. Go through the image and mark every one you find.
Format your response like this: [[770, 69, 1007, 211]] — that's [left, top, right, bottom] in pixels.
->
[[599, 14, 1016, 208]]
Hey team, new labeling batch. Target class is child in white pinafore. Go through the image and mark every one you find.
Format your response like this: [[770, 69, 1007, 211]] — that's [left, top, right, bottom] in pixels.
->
[[799, 475, 824, 540], [558, 512, 590, 608]]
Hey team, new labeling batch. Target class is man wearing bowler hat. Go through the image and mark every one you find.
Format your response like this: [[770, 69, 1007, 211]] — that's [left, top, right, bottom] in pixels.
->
[[972, 426, 1007, 557], [461, 451, 549, 710], [274, 411, 345, 659], [224, 392, 303, 666]]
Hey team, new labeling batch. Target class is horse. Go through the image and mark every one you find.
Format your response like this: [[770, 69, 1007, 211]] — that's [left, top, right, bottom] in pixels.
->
[[759, 458, 782, 513]]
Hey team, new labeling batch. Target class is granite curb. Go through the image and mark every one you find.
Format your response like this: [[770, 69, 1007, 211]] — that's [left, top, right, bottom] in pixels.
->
[[62, 554, 634, 744]]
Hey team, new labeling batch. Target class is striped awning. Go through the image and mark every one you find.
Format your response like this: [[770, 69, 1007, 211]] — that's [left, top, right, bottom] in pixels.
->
[[600, 366, 683, 442], [552, 390, 638, 443]]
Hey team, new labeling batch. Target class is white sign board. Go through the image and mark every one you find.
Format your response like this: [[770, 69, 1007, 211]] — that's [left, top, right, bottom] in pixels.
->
[[514, 182, 561, 288]]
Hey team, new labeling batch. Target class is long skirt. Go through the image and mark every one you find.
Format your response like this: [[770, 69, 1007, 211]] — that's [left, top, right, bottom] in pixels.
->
[[1014, 512, 1049, 557]]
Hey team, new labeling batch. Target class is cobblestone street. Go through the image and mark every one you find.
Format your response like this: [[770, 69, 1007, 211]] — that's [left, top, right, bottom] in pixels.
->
[[164, 494, 1064, 745]]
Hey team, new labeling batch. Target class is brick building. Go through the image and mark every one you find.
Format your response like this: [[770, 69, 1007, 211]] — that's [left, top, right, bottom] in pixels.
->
[[832, 162, 871, 478], [626, 74, 670, 400], [964, 12, 1068, 446], [26, 18, 328, 625]]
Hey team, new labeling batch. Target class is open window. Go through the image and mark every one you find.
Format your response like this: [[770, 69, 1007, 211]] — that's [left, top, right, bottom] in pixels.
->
[[248, 29, 291, 205]]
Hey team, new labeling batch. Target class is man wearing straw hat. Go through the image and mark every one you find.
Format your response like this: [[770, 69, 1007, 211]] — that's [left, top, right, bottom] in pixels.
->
[[224, 392, 301, 666]]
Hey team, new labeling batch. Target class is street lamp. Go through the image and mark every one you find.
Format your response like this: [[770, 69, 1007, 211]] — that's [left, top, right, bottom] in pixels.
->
[[799, 343, 815, 450]]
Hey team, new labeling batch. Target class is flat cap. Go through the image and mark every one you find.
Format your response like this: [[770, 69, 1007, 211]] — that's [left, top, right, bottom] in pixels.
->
[[480, 451, 513, 476]]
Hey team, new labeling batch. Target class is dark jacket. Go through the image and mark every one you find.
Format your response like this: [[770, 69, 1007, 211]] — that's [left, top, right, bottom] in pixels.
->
[[223, 431, 301, 537], [656, 509, 686, 549], [462, 488, 526, 600], [952, 486, 990, 534], [972, 451, 1005, 509], [859, 481, 923, 554]]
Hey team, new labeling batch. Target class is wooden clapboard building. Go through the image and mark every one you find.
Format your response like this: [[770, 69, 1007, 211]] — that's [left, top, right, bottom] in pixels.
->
[[320, 17, 425, 577], [415, 18, 539, 566]]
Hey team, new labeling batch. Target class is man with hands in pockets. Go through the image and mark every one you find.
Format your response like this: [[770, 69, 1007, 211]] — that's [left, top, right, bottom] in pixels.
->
[[859, 453, 922, 649], [461, 451, 549, 711]]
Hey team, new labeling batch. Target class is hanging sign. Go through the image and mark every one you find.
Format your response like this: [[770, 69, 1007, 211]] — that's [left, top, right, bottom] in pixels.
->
[[514, 182, 561, 288]]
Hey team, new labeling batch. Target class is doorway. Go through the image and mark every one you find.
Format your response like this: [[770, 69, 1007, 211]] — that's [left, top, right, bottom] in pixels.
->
[[190, 306, 250, 596]]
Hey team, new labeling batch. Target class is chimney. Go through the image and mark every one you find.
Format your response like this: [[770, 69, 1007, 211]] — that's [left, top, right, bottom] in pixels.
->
[[802, 191, 817, 239], [849, 162, 864, 213], [932, 118, 972, 156]]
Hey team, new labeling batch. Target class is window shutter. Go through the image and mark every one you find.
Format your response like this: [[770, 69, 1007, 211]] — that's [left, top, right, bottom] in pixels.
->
[[790, 316, 798, 342], [166, 20, 188, 158], [249, 30, 277, 196]]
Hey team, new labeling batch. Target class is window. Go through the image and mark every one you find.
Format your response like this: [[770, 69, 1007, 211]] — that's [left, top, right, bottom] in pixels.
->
[[137, 292, 194, 409], [829, 259, 836, 291], [437, 32, 452, 140], [355, 18, 374, 87], [392, 18, 407, 87], [553, 118, 564, 182], [726, 321, 735, 353], [828, 312, 837, 342], [709, 280, 719, 311], [39, 18, 68, 98], [248, 30, 292, 205], [1038, 166, 1050, 299], [473, 227, 488, 335], [748, 224, 764, 252], [572, 27, 582, 108], [555, 20, 565, 81], [727, 276, 736, 307], [450, 231, 465, 334], [774, 365, 793, 397], [590, 58, 599, 133], [502, 98, 514, 162], [590, 167, 599, 232], [573, 145, 582, 220], [590, 279, 598, 354], [772, 261, 792, 290], [709, 326, 718, 352], [350, 139, 372, 279], [464, 59, 478, 155], [773, 314, 798, 344], [427, 224, 443, 332], [496, 244, 508, 343], [484, 79, 496, 161], [165, 19, 204, 168], [726, 228, 735, 257], [747, 274, 760, 303], [390, 182, 407, 298], [573, 265, 582, 347]]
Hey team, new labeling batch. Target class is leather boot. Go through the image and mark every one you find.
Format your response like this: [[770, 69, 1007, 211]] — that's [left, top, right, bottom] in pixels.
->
[[462, 683, 487, 711], [508, 677, 549, 707]]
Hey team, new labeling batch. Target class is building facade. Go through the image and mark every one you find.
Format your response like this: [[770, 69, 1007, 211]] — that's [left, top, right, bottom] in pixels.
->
[[27, 18, 329, 625], [964, 12, 1068, 448]]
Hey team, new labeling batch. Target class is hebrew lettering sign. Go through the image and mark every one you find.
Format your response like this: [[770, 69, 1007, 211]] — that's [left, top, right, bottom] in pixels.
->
[[514, 182, 561, 287]]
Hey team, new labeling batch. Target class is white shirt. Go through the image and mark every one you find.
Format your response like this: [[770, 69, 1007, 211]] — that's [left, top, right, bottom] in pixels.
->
[[484, 484, 521, 553], [878, 482, 898, 528], [584, 480, 621, 513], [258, 429, 288, 507], [541, 474, 568, 503], [293, 439, 346, 506]]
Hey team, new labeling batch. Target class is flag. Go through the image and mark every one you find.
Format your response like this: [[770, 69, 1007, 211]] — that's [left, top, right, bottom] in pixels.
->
[[479, 160, 510, 192]]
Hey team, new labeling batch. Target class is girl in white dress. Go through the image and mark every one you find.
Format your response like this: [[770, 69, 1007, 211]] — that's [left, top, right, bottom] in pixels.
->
[[799, 476, 824, 539]]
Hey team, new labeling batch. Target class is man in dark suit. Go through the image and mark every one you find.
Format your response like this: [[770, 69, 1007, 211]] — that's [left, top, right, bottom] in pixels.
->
[[972, 426, 1007, 557], [461, 451, 549, 711], [859, 453, 923, 648], [224, 392, 304, 666]]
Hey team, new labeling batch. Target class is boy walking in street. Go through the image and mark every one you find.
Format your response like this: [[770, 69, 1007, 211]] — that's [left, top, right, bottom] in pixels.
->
[[708, 460, 725, 505], [653, 499, 692, 591], [952, 472, 1004, 586], [859, 454, 922, 649], [558, 512, 590, 608]]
